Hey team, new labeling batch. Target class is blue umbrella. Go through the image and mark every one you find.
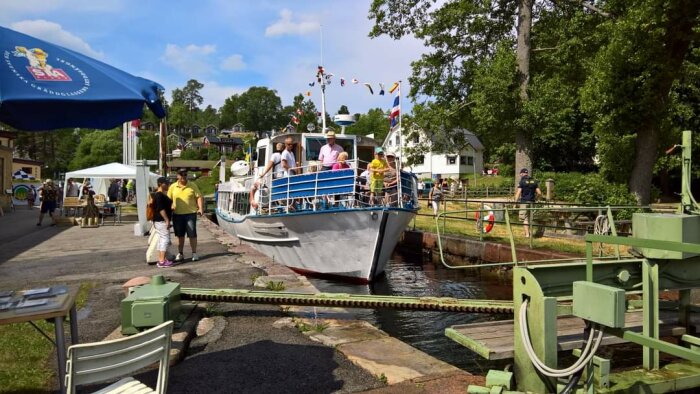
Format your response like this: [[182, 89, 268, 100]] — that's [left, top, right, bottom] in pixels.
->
[[0, 25, 166, 131]]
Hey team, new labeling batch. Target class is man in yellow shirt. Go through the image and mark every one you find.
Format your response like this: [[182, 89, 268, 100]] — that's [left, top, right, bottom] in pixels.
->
[[369, 147, 388, 206], [168, 169, 204, 262]]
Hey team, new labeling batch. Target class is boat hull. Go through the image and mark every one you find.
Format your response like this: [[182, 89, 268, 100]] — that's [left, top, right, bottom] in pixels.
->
[[216, 208, 415, 283]]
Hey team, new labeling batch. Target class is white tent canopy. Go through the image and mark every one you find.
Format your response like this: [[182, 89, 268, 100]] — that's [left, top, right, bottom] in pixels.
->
[[64, 162, 159, 199]]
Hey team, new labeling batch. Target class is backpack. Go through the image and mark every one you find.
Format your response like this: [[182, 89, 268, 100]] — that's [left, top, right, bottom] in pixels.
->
[[146, 192, 156, 221]]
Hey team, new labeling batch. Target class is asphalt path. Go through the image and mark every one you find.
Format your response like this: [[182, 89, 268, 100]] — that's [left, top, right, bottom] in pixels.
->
[[0, 208, 382, 393]]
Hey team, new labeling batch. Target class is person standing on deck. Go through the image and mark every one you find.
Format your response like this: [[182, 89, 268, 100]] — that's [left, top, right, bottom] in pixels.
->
[[168, 169, 204, 262], [368, 147, 388, 206], [318, 131, 344, 171], [281, 137, 297, 177], [514, 168, 542, 238], [258, 143, 285, 180]]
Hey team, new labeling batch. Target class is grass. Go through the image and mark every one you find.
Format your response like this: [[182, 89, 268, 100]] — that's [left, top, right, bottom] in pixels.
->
[[266, 281, 286, 291], [193, 175, 217, 197], [413, 200, 623, 257], [0, 282, 94, 392]]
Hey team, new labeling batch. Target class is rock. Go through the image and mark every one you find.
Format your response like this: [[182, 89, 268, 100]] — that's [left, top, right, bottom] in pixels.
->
[[197, 317, 215, 336]]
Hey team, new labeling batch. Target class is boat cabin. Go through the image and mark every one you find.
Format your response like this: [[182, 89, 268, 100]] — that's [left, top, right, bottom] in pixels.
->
[[253, 132, 378, 176]]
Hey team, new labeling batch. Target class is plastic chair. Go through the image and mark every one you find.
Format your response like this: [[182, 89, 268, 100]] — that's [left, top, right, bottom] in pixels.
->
[[65, 320, 173, 394]]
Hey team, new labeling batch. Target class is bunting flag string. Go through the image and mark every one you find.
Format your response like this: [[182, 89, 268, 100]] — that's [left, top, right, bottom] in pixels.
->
[[304, 67, 403, 100]]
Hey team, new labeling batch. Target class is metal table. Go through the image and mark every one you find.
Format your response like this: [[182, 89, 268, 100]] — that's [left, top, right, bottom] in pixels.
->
[[0, 286, 78, 393]]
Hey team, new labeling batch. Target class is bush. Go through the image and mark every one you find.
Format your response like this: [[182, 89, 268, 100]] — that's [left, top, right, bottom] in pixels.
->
[[535, 171, 639, 219]]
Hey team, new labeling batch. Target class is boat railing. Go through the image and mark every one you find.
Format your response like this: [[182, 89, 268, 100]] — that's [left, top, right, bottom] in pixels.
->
[[256, 159, 419, 214]]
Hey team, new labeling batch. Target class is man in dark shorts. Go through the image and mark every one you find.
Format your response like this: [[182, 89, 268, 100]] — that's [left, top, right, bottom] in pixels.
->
[[514, 168, 542, 237], [37, 179, 58, 226], [168, 169, 204, 262]]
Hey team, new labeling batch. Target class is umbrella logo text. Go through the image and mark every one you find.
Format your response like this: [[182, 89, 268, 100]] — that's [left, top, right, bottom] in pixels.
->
[[13, 46, 71, 81]]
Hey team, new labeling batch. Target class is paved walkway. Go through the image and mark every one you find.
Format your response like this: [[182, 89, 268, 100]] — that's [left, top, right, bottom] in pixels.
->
[[0, 208, 483, 393]]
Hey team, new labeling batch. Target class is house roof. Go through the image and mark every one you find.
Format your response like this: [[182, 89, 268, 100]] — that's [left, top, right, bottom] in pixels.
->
[[455, 129, 485, 151]]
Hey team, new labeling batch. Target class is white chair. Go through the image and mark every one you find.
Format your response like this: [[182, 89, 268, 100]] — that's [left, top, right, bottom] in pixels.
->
[[65, 320, 173, 394]]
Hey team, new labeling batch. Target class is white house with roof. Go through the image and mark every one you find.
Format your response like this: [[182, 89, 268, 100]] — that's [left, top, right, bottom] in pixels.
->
[[384, 127, 484, 180]]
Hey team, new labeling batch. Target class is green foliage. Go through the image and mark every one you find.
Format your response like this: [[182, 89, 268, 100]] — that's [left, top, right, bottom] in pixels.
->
[[337, 105, 350, 115], [265, 281, 285, 291], [69, 129, 122, 170], [221, 87, 283, 133], [538, 172, 638, 212], [350, 108, 389, 142], [137, 131, 159, 160]]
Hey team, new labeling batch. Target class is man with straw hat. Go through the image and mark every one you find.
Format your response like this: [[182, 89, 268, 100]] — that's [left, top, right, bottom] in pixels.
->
[[318, 130, 344, 171]]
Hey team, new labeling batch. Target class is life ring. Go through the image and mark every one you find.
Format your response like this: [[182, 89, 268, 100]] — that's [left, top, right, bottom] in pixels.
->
[[475, 204, 496, 233]]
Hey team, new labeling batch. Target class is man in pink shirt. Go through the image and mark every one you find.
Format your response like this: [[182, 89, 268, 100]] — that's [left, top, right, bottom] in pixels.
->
[[318, 130, 344, 171]]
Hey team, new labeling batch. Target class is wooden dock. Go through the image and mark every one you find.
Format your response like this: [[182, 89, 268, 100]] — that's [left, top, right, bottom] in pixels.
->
[[446, 310, 697, 360]]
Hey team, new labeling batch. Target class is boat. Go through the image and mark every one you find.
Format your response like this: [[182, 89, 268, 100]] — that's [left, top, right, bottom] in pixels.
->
[[215, 130, 420, 283]]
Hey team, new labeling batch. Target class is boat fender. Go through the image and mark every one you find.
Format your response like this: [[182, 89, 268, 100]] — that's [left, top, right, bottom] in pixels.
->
[[475, 205, 495, 233]]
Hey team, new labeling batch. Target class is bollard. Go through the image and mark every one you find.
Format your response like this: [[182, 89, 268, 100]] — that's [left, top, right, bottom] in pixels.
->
[[546, 178, 554, 201]]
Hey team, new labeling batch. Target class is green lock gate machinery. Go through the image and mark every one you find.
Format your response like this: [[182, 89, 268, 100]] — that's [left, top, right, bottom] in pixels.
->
[[498, 130, 700, 393]]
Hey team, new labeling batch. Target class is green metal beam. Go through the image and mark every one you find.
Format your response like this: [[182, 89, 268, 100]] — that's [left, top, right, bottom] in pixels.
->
[[605, 328, 700, 364], [585, 234, 700, 254]]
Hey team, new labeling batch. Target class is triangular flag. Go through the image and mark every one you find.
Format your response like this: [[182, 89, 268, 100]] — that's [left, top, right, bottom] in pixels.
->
[[309, 82, 315, 87], [363, 83, 374, 95], [379, 83, 385, 96], [340, 78, 345, 86], [352, 78, 359, 84], [306, 91, 312, 96], [389, 82, 399, 94]]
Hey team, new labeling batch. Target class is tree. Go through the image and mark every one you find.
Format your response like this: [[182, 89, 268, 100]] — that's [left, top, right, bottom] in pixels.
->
[[220, 87, 284, 133], [350, 108, 390, 142], [69, 129, 122, 170], [581, 0, 700, 204], [281, 94, 319, 133], [337, 105, 350, 115]]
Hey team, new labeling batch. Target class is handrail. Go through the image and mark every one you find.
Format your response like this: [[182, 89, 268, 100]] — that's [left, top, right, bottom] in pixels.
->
[[434, 204, 645, 271], [255, 158, 419, 215]]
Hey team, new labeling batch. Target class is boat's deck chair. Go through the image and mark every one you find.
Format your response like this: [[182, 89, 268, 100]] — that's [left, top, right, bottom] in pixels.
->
[[65, 320, 173, 394]]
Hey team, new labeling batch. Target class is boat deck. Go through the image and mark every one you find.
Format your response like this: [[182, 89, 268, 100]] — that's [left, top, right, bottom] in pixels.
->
[[446, 310, 700, 360]]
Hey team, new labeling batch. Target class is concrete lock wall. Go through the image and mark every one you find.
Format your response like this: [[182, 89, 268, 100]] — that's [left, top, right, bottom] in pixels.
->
[[399, 230, 577, 265]]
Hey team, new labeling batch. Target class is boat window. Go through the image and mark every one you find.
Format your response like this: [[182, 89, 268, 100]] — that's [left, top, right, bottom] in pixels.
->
[[305, 137, 324, 161], [305, 137, 355, 161], [257, 147, 266, 167], [357, 146, 374, 169]]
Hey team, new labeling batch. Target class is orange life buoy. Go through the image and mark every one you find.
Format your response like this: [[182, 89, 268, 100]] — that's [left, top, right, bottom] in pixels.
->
[[475, 205, 495, 233]]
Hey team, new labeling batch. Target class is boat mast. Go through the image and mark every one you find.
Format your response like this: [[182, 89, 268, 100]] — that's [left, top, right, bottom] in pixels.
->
[[319, 25, 327, 133]]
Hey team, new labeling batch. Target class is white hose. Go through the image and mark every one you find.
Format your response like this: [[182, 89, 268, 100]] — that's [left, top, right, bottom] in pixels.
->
[[518, 299, 604, 378], [593, 215, 610, 235]]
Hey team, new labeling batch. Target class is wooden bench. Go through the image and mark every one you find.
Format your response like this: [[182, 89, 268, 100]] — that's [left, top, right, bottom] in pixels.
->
[[446, 310, 698, 360], [62, 197, 82, 216]]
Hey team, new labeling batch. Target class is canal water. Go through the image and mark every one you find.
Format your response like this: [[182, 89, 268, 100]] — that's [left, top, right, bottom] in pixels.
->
[[308, 250, 513, 372]]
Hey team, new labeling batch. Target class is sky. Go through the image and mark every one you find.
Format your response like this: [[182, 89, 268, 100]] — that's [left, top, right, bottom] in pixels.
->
[[0, 0, 425, 120]]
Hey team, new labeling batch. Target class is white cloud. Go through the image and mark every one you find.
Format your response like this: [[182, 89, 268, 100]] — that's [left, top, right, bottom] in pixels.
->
[[221, 54, 246, 71], [9, 19, 104, 59], [265, 9, 319, 37], [200, 80, 246, 109], [161, 43, 217, 77]]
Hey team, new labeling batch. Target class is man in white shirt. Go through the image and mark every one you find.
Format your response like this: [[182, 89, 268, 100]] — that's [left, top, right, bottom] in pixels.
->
[[318, 131, 344, 171], [258, 143, 285, 180], [281, 137, 296, 177]]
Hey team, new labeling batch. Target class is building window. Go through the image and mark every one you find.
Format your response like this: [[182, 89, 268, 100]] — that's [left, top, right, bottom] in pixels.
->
[[446, 155, 457, 165], [460, 156, 474, 165]]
